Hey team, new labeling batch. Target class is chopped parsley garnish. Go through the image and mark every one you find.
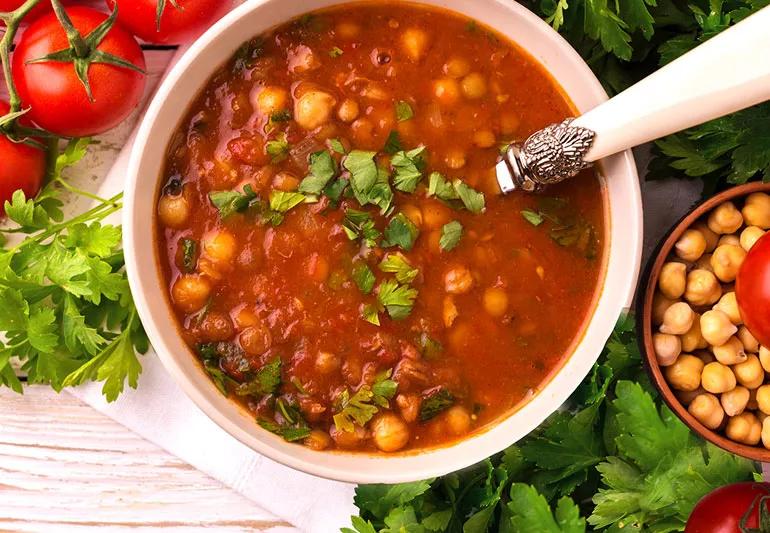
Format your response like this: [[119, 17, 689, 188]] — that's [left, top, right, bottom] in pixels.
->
[[426, 173, 486, 213], [266, 133, 290, 162], [417, 332, 443, 360], [391, 146, 427, 193], [383, 212, 419, 251], [362, 303, 381, 326], [453, 179, 485, 213], [259, 398, 311, 442], [235, 357, 282, 396], [352, 261, 376, 295], [299, 150, 338, 195], [439, 220, 463, 251], [332, 370, 397, 432], [329, 46, 344, 57], [427, 171, 456, 200], [521, 209, 545, 226], [323, 177, 349, 205], [530, 196, 599, 259], [383, 130, 403, 154], [377, 279, 418, 320], [329, 138, 347, 154], [395, 100, 414, 122], [181, 238, 198, 273], [343, 151, 394, 212], [197, 343, 237, 396], [269, 190, 306, 213], [209, 184, 258, 219], [419, 388, 455, 421], [270, 109, 292, 122], [379, 253, 419, 284], [343, 208, 381, 248]]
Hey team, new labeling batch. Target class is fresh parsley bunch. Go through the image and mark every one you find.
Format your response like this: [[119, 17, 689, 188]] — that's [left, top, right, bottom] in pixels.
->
[[344, 317, 758, 532], [0, 139, 147, 401]]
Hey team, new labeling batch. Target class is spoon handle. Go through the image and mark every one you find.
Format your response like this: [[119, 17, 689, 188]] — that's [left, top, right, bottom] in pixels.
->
[[575, 5, 770, 163]]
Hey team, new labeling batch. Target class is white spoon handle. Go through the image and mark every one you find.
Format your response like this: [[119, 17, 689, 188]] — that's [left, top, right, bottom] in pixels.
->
[[573, 5, 770, 163]]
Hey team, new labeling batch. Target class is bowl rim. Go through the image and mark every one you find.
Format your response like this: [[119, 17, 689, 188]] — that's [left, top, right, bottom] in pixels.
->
[[637, 181, 770, 462], [123, 0, 643, 483]]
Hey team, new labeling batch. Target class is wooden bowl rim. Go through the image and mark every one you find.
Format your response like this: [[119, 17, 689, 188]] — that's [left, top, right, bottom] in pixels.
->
[[638, 181, 770, 462]]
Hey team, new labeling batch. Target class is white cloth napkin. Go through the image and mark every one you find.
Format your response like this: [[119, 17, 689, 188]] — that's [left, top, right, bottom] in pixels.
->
[[68, 140, 357, 533]]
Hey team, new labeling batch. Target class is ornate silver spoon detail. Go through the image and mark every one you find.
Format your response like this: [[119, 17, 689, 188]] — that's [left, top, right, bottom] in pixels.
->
[[497, 5, 770, 194]]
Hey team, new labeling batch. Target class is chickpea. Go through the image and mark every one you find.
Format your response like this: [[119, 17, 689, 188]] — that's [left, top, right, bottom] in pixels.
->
[[681, 313, 708, 352], [760, 346, 770, 372], [473, 129, 496, 148], [734, 354, 764, 389], [294, 89, 336, 130], [460, 73, 487, 99], [433, 78, 461, 106], [396, 394, 421, 423], [336, 21, 361, 39], [171, 275, 211, 313], [718, 234, 741, 247], [371, 413, 410, 452], [664, 354, 704, 391], [688, 393, 724, 430], [684, 269, 722, 306], [763, 417, 770, 449], [315, 351, 340, 374], [443, 57, 471, 78], [202, 230, 237, 265], [330, 425, 366, 449], [337, 98, 360, 123], [483, 287, 509, 318], [255, 86, 289, 115], [658, 262, 686, 299], [445, 405, 472, 435], [422, 202, 451, 230], [304, 429, 332, 451], [443, 295, 458, 328], [756, 385, 770, 415], [710, 244, 746, 283], [199, 311, 234, 342], [738, 326, 760, 353], [701, 310, 738, 346], [653, 333, 681, 367], [712, 292, 741, 326], [726, 412, 762, 445], [444, 148, 466, 169], [707, 201, 743, 234], [233, 308, 259, 329], [158, 194, 191, 229], [721, 386, 750, 416], [272, 171, 300, 192], [401, 205, 423, 228], [659, 301, 695, 335], [712, 336, 747, 365], [677, 387, 706, 406], [239, 324, 272, 356], [401, 27, 430, 61], [692, 221, 719, 252], [652, 292, 676, 326], [500, 112, 520, 135], [701, 362, 737, 394], [742, 192, 770, 229], [445, 266, 474, 294], [741, 226, 765, 251], [674, 229, 707, 261]]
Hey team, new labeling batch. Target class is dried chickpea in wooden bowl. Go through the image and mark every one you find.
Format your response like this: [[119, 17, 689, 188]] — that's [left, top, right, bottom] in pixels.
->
[[639, 182, 770, 462]]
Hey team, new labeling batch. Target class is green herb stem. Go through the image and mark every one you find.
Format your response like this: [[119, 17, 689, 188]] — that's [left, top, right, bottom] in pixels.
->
[[0, 0, 43, 114]]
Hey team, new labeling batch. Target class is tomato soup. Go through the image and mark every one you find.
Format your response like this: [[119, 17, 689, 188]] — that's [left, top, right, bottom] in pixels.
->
[[155, 3, 605, 453]]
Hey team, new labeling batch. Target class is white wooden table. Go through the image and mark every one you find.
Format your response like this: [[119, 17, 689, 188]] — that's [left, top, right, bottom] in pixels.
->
[[1, 34, 294, 531]]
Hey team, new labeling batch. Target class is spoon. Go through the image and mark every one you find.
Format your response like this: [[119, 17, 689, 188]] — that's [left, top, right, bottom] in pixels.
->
[[497, 5, 770, 193]]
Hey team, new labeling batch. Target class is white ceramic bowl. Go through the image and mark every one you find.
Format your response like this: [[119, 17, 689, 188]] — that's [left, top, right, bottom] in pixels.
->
[[124, 0, 643, 483]]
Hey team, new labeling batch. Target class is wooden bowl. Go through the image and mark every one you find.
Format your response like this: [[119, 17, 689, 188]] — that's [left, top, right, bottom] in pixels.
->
[[638, 181, 770, 462]]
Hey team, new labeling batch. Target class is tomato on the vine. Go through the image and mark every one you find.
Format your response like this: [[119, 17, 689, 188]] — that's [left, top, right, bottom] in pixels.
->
[[737, 232, 770, 348], [0, 101, 46, 217], [686, 482, 770, 532], [12, 6, 146, 137], [106, 0, 230, 45]]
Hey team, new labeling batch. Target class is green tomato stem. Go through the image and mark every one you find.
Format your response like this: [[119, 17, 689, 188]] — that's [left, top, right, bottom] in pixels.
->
[[50, 0, 90, 59], [0, 0, 44, 114]]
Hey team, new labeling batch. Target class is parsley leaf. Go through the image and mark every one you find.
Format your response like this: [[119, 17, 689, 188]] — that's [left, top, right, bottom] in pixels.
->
[[343, 209, 381, 248], [259, 398, 311, 442], [362, 303, 381, 326], [270, 109, 292, 123], [266, 133, 290, 162], [521, 209, 544, 226], [333, 370, 397, 432], [395, 101, 414, 122], [377, 279, 417, 320], [378, 253, 418, 284], [329, 138, 347, 154], [439, 221, 463, 251], [299, 150, 338, 194], [269, 190, 306, 213], [352, 261, 376, 295], [344, 150, 378, 201], [419, 388, 455, 421], [382, 213, 419, 251], [383, 131, 402, 155], [236, 357, 282, 396], [181, 238, 198, 273], [427, 172, 457, 201], [209, 185, 258, 218], [453, 179, 485, 213], [329, 46, 344, 57], [508, 484, 586, 533], [391, 146, 426, 193]]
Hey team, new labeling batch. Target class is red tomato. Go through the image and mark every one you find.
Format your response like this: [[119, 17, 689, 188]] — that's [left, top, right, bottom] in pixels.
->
[[12, 6, 146, 137], [737, 232, 770, 347], [686, 482, 770, 532], [0, 101, 46, 216], [106, 0, 230, 45]]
